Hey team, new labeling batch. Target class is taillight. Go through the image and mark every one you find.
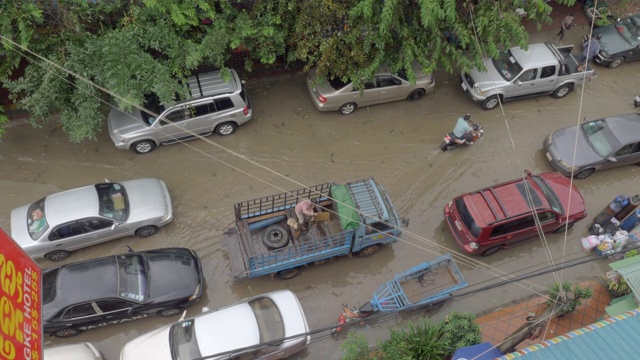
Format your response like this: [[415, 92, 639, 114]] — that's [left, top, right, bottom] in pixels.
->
[[243, 106, 249, 116], [318, 95, 327, 103]]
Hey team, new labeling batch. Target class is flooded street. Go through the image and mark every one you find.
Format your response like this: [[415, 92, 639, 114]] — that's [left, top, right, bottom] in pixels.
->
[[1, 35, 639, 359]]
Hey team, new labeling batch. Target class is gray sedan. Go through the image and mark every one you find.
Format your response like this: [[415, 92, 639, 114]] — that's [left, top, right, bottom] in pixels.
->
[[543, 113, 640, 179], [306, 64, 435, 115], [10, 178, 173, 261]]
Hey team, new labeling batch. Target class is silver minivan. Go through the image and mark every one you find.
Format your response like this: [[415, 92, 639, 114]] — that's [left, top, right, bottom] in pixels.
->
[[108, 69, 252, 154]]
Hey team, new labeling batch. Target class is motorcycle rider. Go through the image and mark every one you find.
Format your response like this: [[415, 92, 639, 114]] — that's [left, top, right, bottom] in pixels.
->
[[452, 113, 480, 144]]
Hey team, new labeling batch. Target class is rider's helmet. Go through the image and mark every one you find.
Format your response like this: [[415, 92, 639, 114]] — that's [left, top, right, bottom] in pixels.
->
[[463, 113, 472, 121]]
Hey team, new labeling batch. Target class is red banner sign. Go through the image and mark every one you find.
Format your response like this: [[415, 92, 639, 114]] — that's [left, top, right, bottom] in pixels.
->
[[1, 227, 42, 360]]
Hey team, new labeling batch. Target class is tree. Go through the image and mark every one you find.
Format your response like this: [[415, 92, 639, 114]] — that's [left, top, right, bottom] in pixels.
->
[[1, 0, 575, 141]]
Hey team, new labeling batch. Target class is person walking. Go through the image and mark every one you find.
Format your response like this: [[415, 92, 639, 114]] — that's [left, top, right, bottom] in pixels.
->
[[557, 12, 574, 41]]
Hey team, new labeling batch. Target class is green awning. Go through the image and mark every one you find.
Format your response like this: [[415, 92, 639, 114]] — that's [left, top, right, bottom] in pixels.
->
[[610, 255, 640, 303]]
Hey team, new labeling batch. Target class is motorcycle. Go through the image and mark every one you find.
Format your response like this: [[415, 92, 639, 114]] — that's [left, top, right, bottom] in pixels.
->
[[634, 96, 640, 108], [440, 122, 483, 152]]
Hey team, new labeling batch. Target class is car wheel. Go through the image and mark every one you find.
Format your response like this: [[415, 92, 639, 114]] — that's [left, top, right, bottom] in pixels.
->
[[277, 268, 300, 280], [481, 245, 501, 257], [608, 57, 624, 69], [215, 121, 237, 136], [407, 89, 425, 101], [44, 250, 70, 261], [574, 168, 595, 179], [53, 328, 80, 338], [132, 140, 156, 154], [356, 245, 380, 258], [135, 225, 159, 237], [339, 102, 357, 115], [552, 84, 572, 99], [158, 308, 181, 317], [554, 222, 575, 233], [481, 96, 500, 110], [262, 225, 290, 249]]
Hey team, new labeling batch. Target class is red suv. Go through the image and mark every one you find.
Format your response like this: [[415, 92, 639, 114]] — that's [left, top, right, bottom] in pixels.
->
[[444, 172, 587, 256]]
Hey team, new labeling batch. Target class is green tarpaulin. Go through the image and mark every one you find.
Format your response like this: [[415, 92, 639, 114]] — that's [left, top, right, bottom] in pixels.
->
[[331, 184, 360, 230]]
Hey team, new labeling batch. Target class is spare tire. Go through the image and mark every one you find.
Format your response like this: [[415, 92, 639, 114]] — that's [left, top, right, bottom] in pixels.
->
[[262, 224, 290, 249]]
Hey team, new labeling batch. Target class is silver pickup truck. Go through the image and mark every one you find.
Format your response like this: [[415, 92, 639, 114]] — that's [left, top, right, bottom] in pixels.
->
[[460, 42, 595, 110]]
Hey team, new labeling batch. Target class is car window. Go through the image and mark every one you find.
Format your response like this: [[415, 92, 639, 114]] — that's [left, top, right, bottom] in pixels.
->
[[214, 97, 234, 111], [363, 80, 376, 90], [530, 176, 563, 214], [616, 16, 640, 46], [62, 303, 98, 319], [141, 93, 166, 126], [328, 76, 349, 90], [366, 221, 393, 234], [249, 297, 284, 343], [187, 102, 214, 118], [96, 183, 129, 221], [49, 222, 84, 241], [540, 66, 556, 79], [492, 50, 523, 81], [161, 108, 188, 125], [614, 143, 640, 157], [377, 75, 402, 87], [170, 319, 201, 360], [80, 218, 113, 232], [517, 69, 537, 82], [95, 299, 131, 313], [42, 268, 59, 304], [27, 197, 49, 240], [116, 254, 148, 302], [455, 198, 482, 238], [537, 211, 557, 223], [581, 120, 622, 158], [490, 215, 535, 237]]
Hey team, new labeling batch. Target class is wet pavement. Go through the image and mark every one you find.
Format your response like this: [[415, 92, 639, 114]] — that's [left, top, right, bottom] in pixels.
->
[[2, 3, 640, 359]]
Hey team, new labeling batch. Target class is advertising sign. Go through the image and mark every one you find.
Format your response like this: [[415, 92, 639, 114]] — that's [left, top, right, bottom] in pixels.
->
[[1, 227, 42, 360]]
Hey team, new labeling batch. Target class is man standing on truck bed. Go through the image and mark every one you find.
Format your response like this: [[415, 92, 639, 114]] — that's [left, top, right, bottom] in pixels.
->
[[295, 199, 316, 230]]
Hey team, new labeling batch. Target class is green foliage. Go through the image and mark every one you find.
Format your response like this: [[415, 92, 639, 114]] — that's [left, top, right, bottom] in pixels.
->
[[340, 331, 372, 360], [625, 249, 639, 259], [378, 318, 446, 360], [607, 276, 631, 297], [0, 105, 8, 137], [547, 282, 593, 315], [439, 312, 482, 356]]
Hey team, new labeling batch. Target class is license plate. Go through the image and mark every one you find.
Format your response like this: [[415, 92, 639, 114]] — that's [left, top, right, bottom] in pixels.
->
[[545, 152, 552, 161], [461, 83, 467, 91]]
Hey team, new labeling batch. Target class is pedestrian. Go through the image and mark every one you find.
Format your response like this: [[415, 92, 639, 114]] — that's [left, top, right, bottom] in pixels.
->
[[577, 34, 601, 71], [557, 12, 574, 41]]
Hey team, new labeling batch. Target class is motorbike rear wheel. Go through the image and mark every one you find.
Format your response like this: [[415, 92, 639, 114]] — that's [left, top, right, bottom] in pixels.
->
[[440, 142, 450, 152]]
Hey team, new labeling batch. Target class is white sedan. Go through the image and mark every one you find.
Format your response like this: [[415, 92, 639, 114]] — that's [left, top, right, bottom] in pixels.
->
[[10, 178, 173, 261], [120, 290, 310, 360]]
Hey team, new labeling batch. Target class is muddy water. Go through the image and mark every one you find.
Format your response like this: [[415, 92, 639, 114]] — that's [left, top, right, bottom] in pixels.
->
[[1, 40, 639, 359]]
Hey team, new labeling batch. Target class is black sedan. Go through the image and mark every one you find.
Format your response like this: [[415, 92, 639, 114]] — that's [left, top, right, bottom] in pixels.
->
[[43, 247, 204, 338], [591, 14, 640, 68]]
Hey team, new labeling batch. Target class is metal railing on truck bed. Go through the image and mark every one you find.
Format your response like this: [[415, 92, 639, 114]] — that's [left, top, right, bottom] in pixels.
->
[[234, 182, 333, 220]]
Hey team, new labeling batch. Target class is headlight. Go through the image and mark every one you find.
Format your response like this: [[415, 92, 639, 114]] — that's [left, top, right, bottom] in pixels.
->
[[115, 133, 125, 142], [600, 50, 609, 57], [473, 84, 484, 95], [559, 159, 578, 171], [470, 242, 479, 250]]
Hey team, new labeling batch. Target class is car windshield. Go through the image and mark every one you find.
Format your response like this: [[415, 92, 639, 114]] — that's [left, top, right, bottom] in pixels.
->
[[581, 119, 621, 158], [116, 254, 148, 302], [141, 93, 167, 126], [531, 176, 564, 214], [42, 268, 59, 304], [327, 76, 350, 90], [491, 50, 523, 81], [250, 297, 284, 343], [27, 197, 49, 240], [615, 16, 640, 46], [170, 319, 201, 360], [455, 198, 481, 238], [96, 183, 129, 221]]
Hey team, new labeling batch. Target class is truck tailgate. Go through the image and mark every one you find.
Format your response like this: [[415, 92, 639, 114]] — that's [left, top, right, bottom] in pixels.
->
[[223, 226, 251, 279]]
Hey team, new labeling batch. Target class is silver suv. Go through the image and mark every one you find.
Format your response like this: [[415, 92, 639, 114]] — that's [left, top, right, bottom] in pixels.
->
[[108, 69, 252, 154]]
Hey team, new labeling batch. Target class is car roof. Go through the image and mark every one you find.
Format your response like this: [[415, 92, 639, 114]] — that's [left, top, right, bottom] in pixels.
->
[[43, 256, 118, 321], [186, 69, 239, 98], [44, 185, 99, 224], [510, 43, 558, 69], [604, 113, 640, 146], [464, 176, 550, 227]]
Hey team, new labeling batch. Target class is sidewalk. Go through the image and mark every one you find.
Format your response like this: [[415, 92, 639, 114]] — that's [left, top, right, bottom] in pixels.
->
[[474, 279, 612, 351]]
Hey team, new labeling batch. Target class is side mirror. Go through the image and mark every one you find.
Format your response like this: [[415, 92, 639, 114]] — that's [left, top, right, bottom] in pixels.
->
[[524, 169, 532, 177], [515, 80, 522, 85], [608, 157, 617, 163], [111, 223, 118, 230], [582, 116, 589, 123]]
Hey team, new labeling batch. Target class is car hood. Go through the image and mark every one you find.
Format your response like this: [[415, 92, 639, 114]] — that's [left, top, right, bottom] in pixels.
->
[[108, 107, 149, 136], [540, 172, 586, 218], [10, 205, 35, 248], [593, 26, 632, 54], [549, 126, 604, 167], [122, 178, 171, 222], [467, 58, 508, 88], [146, 248, 202, 303], [120, 326, 172, 360]]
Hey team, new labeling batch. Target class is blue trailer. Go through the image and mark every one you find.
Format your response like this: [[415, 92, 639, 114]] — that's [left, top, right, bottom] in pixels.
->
[[333, 253, 467, 333], [223, 178, 408, 280]]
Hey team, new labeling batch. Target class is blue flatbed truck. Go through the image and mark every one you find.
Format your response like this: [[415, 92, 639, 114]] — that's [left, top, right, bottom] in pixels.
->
[[223, 178, 408, 280]]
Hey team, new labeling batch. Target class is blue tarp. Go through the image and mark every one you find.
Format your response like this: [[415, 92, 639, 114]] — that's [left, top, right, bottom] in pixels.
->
[[453, 342, 505, 360]]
